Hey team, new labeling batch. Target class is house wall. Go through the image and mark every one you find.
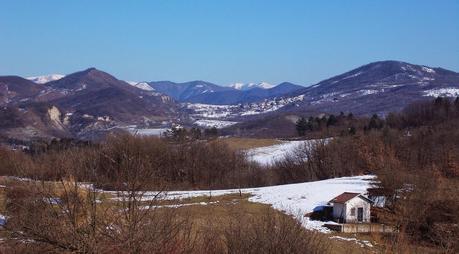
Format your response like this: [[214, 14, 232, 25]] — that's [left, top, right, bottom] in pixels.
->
[[344, 197, 371, 223], [332, 203, 345, 222]]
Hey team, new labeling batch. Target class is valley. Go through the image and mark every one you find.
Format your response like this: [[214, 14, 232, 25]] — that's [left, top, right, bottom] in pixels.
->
[[2, 60, 459, 144]]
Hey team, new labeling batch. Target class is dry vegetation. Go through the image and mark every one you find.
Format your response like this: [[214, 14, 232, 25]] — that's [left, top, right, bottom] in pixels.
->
[[0, 177, 340, 254]]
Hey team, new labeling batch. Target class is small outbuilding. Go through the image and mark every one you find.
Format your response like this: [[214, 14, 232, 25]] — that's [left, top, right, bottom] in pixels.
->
[[328, 192, 373, 223]]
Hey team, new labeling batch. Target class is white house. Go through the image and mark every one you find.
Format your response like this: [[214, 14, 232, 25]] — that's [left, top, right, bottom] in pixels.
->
[[328, 192, 373, 223]]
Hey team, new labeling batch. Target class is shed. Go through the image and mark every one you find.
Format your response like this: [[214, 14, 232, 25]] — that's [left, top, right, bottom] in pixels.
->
[[328, 192, 373, 223]]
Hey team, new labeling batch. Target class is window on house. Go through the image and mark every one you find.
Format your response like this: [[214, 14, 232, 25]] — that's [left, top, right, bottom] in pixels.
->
[[350, 208, 355, 216]]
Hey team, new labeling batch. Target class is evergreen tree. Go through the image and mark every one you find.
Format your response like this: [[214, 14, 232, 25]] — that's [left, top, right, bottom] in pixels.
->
[[326, 114, 338, 127], [295, 117, 308, 136], [368, 114, 383, 130]]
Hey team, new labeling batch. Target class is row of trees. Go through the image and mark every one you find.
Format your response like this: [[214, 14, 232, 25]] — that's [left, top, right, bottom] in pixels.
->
[[295, 112, 355, 136], [0, 134, 266, 190], [296, 96, 459, 137]]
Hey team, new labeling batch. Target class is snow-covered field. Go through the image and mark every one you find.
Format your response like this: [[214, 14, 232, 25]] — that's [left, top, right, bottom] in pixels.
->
[[194, 119, 238, 129], [127, 128, 169, 136], [134, 175, 375, 233], [246, 139, 326, 166]]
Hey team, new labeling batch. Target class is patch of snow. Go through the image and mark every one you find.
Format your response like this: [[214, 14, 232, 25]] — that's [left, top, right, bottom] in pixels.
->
[[194, 119, 238, 129], [126, 81, 155, 91], [229, 82, 274, 90], [27, 74, 65, 84], [421, 77, 435, 81], [423, 88, 459, 97], [358, 89, 379, 96], [144, 201, 219, 209], [201, 89, 214, 94], [342, 71, 363, 80], [330, 236, 374, 248], [421, 66, 435, 74], [127, 128, 169, 136], [246, 140, 323, 166], [331, 71, 363, 84]]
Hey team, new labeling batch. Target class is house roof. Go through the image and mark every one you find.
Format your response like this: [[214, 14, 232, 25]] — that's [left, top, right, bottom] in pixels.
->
[[329, 192, 373, 204]]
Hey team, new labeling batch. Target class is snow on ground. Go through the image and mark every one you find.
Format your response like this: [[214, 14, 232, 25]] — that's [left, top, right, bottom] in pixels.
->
[[126, 81, 155, 91], [329, 236, 374, 248], [127, 127, 169, 136], [194, 119, 238, 129], [146, 201, 219, 209], [132, 175, 375, 233], [229, 82, 274, 90], [246, 139, 326, 166], [423, 88, 459, 97]]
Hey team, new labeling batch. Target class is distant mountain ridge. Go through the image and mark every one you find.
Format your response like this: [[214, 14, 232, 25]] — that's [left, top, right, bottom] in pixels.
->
[[278, 60, 459, 115], [147, 80, 304, 104], [1, 60, 459, 142]]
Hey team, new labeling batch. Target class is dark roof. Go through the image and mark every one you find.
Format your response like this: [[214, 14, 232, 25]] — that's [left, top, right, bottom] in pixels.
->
[[328, 192, 373, 204]]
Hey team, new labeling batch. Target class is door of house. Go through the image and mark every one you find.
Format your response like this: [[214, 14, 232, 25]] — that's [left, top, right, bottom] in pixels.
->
[[357, 208, 364, 222]]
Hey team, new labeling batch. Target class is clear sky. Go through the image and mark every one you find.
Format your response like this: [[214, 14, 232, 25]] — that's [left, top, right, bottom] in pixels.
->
[[1, 0, 458, 86]]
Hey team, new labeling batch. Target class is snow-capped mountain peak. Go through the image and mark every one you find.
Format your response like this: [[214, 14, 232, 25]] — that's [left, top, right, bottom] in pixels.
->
[[27, 74, 65, 84], [229, 82, 274, 90], [126, 81, 155, 91]]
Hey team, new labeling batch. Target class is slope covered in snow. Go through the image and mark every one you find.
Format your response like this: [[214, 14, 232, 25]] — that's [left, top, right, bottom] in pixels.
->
[[229, 82, 274, 90], [149, 175, 375, 232], [194, 119, 238, 129], [246, 140, 311, 166], [126, 81, 155, 91]]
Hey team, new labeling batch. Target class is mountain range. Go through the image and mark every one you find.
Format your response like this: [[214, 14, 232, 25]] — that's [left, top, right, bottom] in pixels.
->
[[1, 60, 459, 142], [279, 60, 459, 115], [144, 80, 304, 104]]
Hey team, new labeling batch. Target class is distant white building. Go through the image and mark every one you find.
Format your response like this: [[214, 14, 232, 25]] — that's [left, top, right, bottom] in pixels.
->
[[328, 192, 373, 223]]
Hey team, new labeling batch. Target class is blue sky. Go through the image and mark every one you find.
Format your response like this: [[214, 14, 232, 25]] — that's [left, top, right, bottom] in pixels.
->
[[1, 0, 458, 86]]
